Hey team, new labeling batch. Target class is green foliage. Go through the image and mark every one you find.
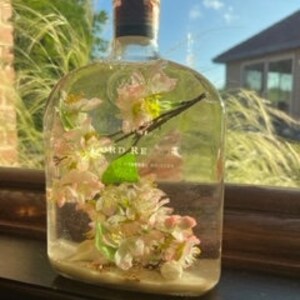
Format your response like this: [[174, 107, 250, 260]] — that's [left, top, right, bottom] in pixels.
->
[[95, 222, 116, 262], [224, 89, 300, 187], [10, 2, 300, 187], [13, 0, 107, 71], [102, 154, 139, 185], [12, 0, 107, 167]]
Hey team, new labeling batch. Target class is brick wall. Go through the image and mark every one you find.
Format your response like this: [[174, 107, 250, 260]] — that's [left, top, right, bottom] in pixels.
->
[[0, 0, 18, 165]]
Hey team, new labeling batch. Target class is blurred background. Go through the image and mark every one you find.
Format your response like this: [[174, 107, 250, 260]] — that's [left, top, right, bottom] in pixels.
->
[[1, 0, 300, 187]]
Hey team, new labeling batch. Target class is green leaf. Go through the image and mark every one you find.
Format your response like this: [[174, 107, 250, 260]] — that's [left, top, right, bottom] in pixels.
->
[[102, 153, 139, 184], [95, 222, 116, 262], [59, 106, 74, 130]]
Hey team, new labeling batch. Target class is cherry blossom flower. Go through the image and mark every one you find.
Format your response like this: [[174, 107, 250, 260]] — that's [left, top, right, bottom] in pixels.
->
[[49, 183, 76, 208], [116, 69, 177, 133], [53, 86, 203, 278], [59, 92, 102, 129], [149, 69, 177, 94], [53, 118, 111, 177], [164, 215, 197, 241], [63, 92, 102, 113], [89, 178, 200, 274], [51, 170, 103, 207], [67, 175, 200, 275], [115, 238, 145, 270], [180, 236, 201, 268], [95, 185, 123, 217]]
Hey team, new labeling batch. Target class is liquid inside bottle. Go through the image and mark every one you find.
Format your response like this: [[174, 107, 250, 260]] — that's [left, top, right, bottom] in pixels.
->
[[44, 0, 225, 296]]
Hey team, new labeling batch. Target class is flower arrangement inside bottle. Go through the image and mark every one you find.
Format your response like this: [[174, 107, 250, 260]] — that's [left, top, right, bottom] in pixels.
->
[[47, 62, 222, 295]]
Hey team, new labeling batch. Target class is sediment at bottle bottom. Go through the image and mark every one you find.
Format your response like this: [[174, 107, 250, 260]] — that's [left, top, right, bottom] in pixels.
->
[[49, 241, 220, 296]]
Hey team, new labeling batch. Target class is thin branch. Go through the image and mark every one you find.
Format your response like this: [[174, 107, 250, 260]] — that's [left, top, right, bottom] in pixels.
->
[[113, 92, 206, 156]]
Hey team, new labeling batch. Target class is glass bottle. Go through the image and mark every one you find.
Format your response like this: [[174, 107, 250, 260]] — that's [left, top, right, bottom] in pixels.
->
[[44, 0, 225, 296]]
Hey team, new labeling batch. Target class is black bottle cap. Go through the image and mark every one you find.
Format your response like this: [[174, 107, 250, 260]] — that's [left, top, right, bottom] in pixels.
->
[[114, 0, 160, 38]]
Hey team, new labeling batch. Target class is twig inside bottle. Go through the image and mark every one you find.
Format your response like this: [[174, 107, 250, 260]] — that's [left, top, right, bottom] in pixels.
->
[[110, 92, 206, 156]]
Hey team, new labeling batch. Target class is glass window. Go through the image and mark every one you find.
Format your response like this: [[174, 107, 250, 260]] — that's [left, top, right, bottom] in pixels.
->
[[1, 0, 300, 191], [267, 59, 293, 112], [243, 63, 264, 94]]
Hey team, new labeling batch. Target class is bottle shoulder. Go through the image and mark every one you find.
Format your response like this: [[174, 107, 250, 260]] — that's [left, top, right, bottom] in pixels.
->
[[44, 57, 225, 146], [50, 58, 222, 102], [44, 58, 224, 129]]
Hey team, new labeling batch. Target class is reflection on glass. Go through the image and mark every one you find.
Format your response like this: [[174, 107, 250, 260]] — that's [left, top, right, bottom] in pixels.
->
[[267, 59, 292, 112], [244, 63, 264, 94]]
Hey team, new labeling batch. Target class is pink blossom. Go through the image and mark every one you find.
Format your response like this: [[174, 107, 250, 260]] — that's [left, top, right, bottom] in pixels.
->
[[116, 82, 150, 134], [49, 183, 76, 208], [115, 238, 145, 270], [51, 170, 103, 206], [150, 70, 177, 94], [163, 236, 200, 268], [89, 178, 200, 272], [53, 117, 111, 177], [180, 216, 197, 229], [165, 215, 197, 230], [116, 69, 177, 133], [117, 72, 146, 100], [59, 93, 102, 129], [115, 251, 133, 270], [164, 215, 181, 229], [180, 236, 201, 268], [63, 92, 102, 113]]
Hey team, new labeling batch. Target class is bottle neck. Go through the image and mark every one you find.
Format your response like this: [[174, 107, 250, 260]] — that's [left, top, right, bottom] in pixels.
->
[[110, 35, 159, 61], [111, 0, 160, 61]]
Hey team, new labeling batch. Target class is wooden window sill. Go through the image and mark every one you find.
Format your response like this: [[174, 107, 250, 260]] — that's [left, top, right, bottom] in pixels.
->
[[0, 234, 299, 300], [0, 167, 299, 278]]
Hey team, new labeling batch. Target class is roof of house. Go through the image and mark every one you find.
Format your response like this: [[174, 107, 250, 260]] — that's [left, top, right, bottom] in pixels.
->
[[213, 10, 300, 63]]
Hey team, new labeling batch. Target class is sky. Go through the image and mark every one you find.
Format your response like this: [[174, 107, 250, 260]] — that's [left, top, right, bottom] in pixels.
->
[[95, 0, 300, 88]]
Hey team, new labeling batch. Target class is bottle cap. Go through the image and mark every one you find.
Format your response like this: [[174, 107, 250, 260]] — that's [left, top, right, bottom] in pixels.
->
[[114, 0, 160, 38]]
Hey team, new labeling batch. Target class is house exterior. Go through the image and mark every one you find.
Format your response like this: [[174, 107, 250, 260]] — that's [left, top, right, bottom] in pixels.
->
[[0, 0, 18, 165], [213, 10, 300, 118]]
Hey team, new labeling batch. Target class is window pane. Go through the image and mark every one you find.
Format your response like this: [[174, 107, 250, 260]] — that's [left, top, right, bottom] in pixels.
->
[[1, 0, 300, 190], [1, 1, 108, 168], [244, 63, 264, 94], [267, 59, 293, 112]]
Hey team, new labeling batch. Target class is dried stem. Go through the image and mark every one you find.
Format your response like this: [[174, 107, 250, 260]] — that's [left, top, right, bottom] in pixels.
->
[[111, 92, 206, 156]]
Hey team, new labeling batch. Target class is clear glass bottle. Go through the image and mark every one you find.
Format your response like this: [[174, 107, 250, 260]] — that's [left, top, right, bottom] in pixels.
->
[[44, 0, 225, 296]]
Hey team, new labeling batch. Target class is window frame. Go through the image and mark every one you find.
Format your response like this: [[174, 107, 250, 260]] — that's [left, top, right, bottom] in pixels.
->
[[243, 62, 265, 94], [241, 54, 295, 114], [0, 167, 299, 277]]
